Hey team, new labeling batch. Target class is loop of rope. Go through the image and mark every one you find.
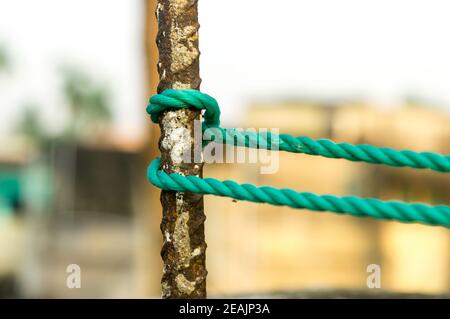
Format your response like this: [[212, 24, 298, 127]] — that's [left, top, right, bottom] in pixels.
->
[[148, 158, 450, 228], [147, 89, 221, 127], [148, 89, 450, 173]]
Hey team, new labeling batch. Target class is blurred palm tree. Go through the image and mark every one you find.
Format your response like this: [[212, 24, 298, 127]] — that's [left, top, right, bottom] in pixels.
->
[[60, 66, 112, 142], [15, 105, 48, 148], [0, 45, 9, 72]]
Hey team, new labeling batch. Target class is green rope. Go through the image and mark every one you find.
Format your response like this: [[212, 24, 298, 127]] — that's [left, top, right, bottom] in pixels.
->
[[148, 89, 221, 128], [146, 89, 450, 228], [205, 127, 450, 173], [147, 89, 450, 173], [148, 158, 450, 227]]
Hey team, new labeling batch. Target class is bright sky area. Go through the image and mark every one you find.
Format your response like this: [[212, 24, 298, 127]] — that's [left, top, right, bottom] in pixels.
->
[[1, 0, 450, 140]]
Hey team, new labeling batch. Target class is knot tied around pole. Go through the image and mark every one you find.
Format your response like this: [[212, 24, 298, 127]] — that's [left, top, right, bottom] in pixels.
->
[[147, 89, 221, 128], [146, 89, 450, 228]]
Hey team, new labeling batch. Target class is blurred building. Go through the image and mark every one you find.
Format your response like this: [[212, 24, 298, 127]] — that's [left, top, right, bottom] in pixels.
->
[[0, 139, 27, 298], [0, 140, 145, 298], [24, 143, 139, 298]]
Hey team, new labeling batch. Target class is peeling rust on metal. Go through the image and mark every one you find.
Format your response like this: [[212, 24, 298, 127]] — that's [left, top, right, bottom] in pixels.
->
[[175, 274, 196, 295]]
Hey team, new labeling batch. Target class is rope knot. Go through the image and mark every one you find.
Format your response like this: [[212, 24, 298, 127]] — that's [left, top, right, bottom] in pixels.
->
[[146, 89, 221, 127], [146, 89, 450, 227]]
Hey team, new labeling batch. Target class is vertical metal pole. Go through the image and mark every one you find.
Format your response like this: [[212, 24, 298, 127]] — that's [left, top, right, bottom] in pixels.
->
[[155, 0, 207, 298]]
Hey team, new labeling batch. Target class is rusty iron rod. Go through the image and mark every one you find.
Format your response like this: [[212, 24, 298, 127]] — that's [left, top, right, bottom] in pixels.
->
[[155, 0, 207, 298]]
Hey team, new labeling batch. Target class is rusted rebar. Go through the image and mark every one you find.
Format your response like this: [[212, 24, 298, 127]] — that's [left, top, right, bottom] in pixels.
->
[[155, 0, 207, 298]]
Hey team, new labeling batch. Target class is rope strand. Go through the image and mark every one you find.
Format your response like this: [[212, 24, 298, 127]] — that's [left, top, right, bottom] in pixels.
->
[[148, 158, 450, 228], [205, 127, 450, 172], [148, 89, 450, 173]]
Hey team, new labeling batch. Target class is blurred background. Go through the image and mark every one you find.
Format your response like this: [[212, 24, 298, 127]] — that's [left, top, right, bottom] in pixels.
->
[[0, 0, 449, 298]]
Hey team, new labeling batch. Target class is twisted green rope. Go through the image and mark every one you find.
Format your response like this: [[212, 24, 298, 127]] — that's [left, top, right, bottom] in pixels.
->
[[205, 127, 450, 173], [148, 89, 221, 127], [146, 89, 450, 228], [148, 158, 450, 227], [148, 89, 450, 173]]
